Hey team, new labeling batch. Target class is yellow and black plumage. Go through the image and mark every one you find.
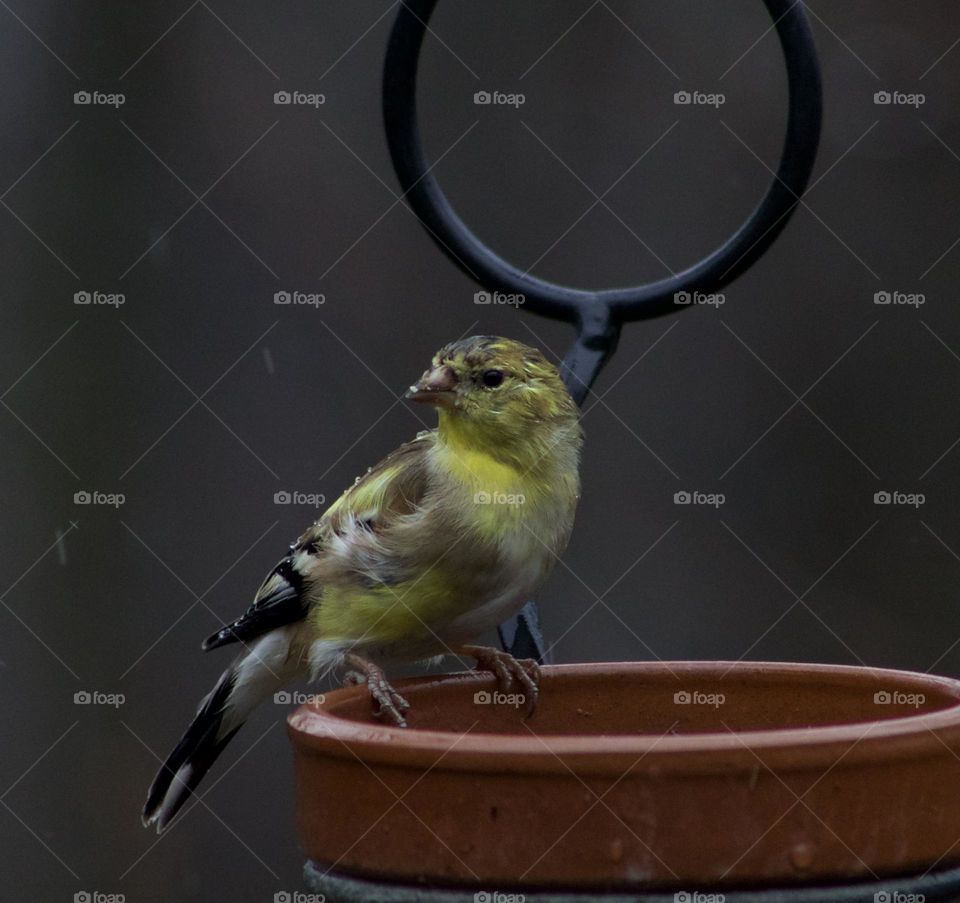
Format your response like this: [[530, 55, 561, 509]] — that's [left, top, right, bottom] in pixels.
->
[[143, 336, 582, 831]]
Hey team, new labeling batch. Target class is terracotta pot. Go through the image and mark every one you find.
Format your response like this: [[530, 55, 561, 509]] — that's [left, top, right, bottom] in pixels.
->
[[288, 662, 960, 897]]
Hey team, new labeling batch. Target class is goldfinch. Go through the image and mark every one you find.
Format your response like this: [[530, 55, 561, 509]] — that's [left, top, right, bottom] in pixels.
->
[[142, 336, 582, 832]]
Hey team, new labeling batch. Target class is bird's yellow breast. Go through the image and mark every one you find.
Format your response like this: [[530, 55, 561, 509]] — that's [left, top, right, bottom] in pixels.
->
[[431, 441, 547, 539], [305, 405, 579, 657], [437, 443, 520, 494]]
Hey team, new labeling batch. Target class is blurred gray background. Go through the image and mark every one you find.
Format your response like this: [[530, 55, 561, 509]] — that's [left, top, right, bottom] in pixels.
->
[[2, 0, 960, 899]]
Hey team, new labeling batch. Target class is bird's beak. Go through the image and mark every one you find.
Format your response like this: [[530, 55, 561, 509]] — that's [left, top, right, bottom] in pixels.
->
[[405, 364, 457, 407]]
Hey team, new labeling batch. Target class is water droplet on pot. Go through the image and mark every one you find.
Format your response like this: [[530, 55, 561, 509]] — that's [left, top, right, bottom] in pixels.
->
[[790, 842, 814, 870]]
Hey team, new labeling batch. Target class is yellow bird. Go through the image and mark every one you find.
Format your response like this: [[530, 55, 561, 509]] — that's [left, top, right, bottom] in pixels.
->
[[142, 336, 582, 831]]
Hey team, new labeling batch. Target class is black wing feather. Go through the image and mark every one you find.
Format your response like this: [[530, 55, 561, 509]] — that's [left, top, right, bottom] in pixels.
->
[[202, 554, 310, 651], [202, 433, 433, 652]]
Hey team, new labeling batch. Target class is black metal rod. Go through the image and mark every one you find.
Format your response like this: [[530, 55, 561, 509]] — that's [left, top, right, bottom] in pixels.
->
[[383, 0, 823, 659]]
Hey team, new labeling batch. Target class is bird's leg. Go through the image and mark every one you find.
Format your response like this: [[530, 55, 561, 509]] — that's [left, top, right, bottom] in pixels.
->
[[456, 644, 541, 717], [343, 653, 410, 727]]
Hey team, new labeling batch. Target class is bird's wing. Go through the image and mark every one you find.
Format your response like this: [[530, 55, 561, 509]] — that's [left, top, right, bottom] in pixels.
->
[[201, 432, 434, 651]]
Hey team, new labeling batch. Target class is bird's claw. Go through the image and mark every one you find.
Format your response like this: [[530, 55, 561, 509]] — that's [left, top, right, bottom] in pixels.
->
[[461, 644, 540, 718], [343, 655, 410, 727]]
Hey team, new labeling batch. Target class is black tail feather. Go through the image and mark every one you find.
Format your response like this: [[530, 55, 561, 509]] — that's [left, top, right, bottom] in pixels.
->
[[142, 668, 240, 832]]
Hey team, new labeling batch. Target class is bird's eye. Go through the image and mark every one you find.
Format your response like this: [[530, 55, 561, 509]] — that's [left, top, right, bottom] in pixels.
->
[[481, 369, 505, 388]]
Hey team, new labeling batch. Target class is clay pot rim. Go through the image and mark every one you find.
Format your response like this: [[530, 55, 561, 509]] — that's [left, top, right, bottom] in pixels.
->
[[288, 661, 960, 775]]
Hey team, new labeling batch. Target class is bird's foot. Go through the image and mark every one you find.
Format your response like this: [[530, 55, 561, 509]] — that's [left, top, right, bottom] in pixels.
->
[[343, 654, 410, 727], [457, 643, 540, 718]]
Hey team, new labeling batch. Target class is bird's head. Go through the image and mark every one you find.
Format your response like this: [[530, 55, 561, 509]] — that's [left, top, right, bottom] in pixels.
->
[[406, 336, 581, 469]]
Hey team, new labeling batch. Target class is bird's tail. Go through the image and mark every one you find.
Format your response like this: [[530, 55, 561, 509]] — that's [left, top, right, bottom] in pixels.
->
[[142, 631, 299, 832]]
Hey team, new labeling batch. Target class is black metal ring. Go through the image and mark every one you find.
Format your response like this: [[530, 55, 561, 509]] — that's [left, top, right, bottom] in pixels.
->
[[383, 0, 822, 328]]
